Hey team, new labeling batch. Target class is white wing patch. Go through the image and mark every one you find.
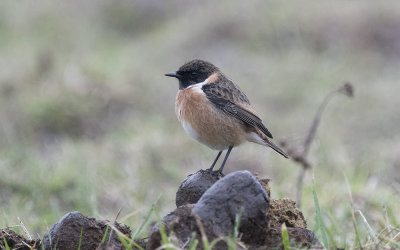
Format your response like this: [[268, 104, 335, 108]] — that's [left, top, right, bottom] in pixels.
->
[[248, 132, 266, 146]]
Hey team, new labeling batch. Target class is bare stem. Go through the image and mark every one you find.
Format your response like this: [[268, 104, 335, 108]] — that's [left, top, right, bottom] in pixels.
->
[[294, 82, 354, 207], [302, 90, 339, 160]]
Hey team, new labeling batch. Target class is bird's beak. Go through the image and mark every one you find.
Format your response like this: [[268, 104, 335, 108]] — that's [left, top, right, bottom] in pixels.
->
[[165, 72, 182, 79]]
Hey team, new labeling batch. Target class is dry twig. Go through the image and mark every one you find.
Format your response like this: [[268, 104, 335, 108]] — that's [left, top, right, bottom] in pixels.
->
[[280, 82, 354, 207]]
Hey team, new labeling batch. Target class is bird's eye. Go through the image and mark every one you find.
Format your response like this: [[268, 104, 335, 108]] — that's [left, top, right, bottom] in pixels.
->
[[191, 72, 198, 76]]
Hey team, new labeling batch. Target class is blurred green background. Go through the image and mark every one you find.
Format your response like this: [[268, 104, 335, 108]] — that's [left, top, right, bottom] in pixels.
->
[[1, 0, 399, 247]]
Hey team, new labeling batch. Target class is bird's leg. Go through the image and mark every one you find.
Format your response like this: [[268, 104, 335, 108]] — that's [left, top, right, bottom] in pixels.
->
[[215, 146, 233, 174], [206, 151, 223, 172]]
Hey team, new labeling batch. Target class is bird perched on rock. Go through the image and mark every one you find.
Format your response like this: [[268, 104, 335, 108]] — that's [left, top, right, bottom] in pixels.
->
[[165, 59, 288, 174]]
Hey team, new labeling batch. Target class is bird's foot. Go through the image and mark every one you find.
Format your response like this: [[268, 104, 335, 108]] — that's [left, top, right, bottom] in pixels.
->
[[201, 168, 224, 176]]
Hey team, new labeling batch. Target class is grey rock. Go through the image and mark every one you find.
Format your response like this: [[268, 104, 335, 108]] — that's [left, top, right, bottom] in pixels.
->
[[193, 170, 269, 240]]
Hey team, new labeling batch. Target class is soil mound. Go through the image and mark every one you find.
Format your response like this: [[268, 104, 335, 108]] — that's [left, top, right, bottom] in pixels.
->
[[149, 170, 321, 249], [0, 170, 321, 249]]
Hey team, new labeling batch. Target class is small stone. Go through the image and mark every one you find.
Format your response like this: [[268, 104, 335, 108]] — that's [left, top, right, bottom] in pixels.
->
[[193, 170, 269, 242]]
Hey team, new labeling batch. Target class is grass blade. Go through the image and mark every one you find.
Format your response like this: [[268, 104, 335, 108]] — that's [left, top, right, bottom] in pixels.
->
[[129, 239, 145, 250], [155, 207, 174, 250], [187, 233, 199, 250], [281, 223, 290, 250], [312, 176, 329, 249], [101, 225, 109, 243], [387, 231, 400, 248], [193, 214, 211, 250], [228, 208, 243, 250], [233, 209, 242, 239], [78, 228, 83, 250], [18, 217, 32, 241], [132, 203, 155, 239], [208, 237, 222, 250], [107, 222, 142, 250], [357, 210, 378, 243], [116, 233, 133, 250], [343, 172, 362, 249], [4, 239, 10, 250]]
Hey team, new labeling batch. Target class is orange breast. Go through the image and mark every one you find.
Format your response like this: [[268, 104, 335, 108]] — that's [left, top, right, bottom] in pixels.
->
[[175, 87, 248, 150]]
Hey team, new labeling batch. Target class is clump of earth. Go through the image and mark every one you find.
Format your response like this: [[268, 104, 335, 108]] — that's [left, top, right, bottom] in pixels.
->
[[0, 170, 320, 249]]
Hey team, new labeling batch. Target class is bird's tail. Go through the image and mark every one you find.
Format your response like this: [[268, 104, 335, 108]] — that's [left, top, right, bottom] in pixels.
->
[[267, 140, 289, 159]]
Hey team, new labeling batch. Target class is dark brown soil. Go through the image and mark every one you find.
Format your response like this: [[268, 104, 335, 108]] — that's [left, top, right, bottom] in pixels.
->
[[0, 229, 40, 250], [176, 170, 223, 207], [41, 211, 133, 250]]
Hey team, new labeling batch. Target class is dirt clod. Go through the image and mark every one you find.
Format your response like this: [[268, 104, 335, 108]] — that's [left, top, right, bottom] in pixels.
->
[[41, 211, 131, 250], [148, 204, 246, 250], [148, 204, 195, 249], [261, 227, 322, 249], [268, 198, 307, 228], [0, 229, 40, 250], [257, 177, 271, 197], [176, 170, 222, 207]]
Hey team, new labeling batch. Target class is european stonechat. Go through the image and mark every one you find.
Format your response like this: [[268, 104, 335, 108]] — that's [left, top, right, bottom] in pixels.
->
[[165, 59, 288, 174]]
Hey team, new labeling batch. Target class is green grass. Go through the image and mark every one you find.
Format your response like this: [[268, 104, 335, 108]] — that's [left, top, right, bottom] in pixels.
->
[[101, 225, 109, 244], [116, 233, 135, 250], [78, 228, 83, 250], [156, 207, 175, 250], [228, 209, 242, 250], [312, 176, 329, 249], [187, 233, 199, 250], [0, 1, 399, 249], [3, 239, 10, 250], [132, 203, 155, 239], [357, 210, 378, 244], [344, 172, 362, 249], [281, 223, 290, 250]]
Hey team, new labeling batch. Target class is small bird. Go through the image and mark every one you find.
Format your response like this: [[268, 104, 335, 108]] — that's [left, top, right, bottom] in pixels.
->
[[165, 59, 288, 174]]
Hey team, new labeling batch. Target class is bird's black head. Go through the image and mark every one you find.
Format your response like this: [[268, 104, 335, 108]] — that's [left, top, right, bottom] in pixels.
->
[[165, 59, 219, 90]]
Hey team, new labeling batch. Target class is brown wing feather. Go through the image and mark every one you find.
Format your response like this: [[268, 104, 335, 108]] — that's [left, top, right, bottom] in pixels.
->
[[202, 78, 273, 139]]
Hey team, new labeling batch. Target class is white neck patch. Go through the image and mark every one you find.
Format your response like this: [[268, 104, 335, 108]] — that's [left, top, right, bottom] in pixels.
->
[[184, 73, 216, 94], [185, 78, 208, 94]]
